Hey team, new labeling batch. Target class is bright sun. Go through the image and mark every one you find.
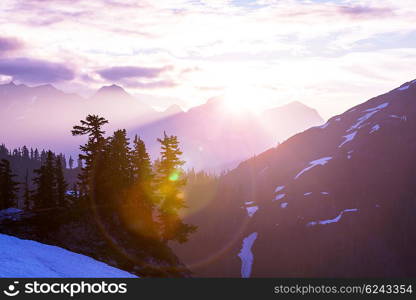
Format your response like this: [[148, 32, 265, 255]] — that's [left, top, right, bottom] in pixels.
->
[[222, 86, 268, 115]]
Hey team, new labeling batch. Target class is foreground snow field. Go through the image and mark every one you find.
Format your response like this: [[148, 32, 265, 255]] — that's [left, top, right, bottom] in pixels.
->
[[0, 234, 137, 278]]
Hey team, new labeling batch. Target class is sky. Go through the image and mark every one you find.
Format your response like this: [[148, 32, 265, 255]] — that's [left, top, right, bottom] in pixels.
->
[[1, 0, 416, 119]]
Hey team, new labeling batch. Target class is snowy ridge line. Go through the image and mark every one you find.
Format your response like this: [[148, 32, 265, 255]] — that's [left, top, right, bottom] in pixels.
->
[[398, 79, 416, 91]]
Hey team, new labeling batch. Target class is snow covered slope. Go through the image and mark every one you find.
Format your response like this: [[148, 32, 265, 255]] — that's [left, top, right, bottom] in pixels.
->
[[0, 234, 137, 278]]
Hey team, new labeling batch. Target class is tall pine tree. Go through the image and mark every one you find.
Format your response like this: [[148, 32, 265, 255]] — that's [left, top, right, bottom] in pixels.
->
[[105, 129, 131, 208], [71, 115, 108, 200], [0, 159, 19, 210], [156, 132, 196, 243], [55, 156, 68, 207], [127, 135, 157, 238], [32, 151, 56, 209], [23, 168, 31, 210]]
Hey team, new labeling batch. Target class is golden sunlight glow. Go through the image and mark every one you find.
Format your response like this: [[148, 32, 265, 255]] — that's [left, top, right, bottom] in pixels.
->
[[222, 86, 272, 115], [169, 171, 180, 181]]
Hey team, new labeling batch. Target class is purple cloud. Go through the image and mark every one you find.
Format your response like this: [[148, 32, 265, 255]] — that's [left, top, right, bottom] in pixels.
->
[[0, 57, 75, 84], [0, 37, 23, 53], [338, 6, 393, 18], [97, 66, 171, 81]]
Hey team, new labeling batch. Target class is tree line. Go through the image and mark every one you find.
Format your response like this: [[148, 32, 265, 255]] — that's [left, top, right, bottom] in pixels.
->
[[0, 145, 72, 211], [0, 115, 196, 243]]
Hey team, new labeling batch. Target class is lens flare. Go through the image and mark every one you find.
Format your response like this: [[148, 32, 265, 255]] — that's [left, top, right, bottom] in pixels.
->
[[169, 171, 180, 181]]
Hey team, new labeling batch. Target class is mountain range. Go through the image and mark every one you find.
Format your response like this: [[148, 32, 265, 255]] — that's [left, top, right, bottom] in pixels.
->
[[172, 79, 416, 277], [0, 82, 324, 171]]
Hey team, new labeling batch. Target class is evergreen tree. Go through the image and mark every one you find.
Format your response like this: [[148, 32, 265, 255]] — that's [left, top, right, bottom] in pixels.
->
[[34, 149, 40, 161], [68, 156, 74, 170], [32, 151, 56, 209], [129, 135, 157, 237], [23, 168, 31, 210], [71, 115, 108, 199], [0, 159, 19, 209], [156, 132, 196, 243], [0, 144, 8, 157], [22, 146, 29, 160], [55, 156, 68, 207], [131, 135, 153, 183], [103, 129, 131, 208], [40, 150, 47, 164], [60, 154, 67, 169], [77, 157, 82, 169], [109, 129, 131, 181]]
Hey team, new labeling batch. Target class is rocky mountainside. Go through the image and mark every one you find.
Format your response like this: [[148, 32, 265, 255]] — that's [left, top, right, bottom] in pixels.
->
[[172, 79, 416, 277]]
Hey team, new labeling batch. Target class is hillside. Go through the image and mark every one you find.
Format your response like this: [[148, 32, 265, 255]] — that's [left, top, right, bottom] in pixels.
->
[[172, 79, 416, 277], [0, 232, 136, 278]]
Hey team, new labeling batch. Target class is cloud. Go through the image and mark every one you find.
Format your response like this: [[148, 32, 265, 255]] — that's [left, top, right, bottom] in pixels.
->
[[0, 57, 75, 84], [97, 66, 171, 81], [337, 5, 393, 19], [0, 37, 23, 53], [122, 79, 177, 89]]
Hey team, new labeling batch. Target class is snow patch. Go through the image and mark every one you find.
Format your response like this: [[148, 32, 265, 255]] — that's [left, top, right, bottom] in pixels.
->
[[364, 102, 389, 112], [304, 192, 312, 196], [274, 193, 286, 202], [306, 208, 359, 227], [0, 234, 137, 278], [246, 206, 258, 218], [294, 157, 332, 180], [339, 131, 357, 148], [347, 150, 354, 160], [389, 114, 407, 121], [347, 102, 388, 132], [237, 232, 258, 278], [274, 185, 285, 193], [280, 202, 288, 208], [321, 192, 329, 195], [370, 124, 380, 134], [399, 85, 409, 91]]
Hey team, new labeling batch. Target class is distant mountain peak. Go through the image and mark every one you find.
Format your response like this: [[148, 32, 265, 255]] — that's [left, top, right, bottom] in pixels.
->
[[93, 84, 132, 100], [164, 104, 183, 114], [33, 83, 59, 93], [96, 84, 126, 93]]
